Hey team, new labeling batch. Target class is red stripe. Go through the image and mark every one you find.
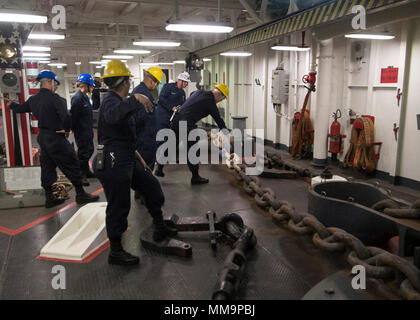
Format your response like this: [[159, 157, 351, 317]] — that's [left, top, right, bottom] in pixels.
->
[[3, 95, 15, 166], [0, 188, 104, 235], [0, 225, 15, 236], [36, 241, 110, 264], [18, 69, 32, 166], [29, 89, 39, 95]]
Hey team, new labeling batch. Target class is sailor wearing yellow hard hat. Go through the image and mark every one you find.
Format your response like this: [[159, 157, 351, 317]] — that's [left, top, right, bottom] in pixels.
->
[[93, 60, 177, 266], [171, 83, 229, 185], [131, 66, 165, 171]]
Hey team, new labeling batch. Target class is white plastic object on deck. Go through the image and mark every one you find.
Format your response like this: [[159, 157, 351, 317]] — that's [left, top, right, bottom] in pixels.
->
[[40, 202, 108, 261]]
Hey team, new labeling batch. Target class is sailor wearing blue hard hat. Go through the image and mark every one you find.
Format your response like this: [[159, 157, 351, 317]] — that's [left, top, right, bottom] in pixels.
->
[[71, 73, 96, 185], [9, 70, 99, 208]]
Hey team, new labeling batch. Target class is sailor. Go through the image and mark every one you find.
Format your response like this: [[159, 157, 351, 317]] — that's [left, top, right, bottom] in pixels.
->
[[94, 60, 177, 266], [171, 84, 229, 185], [9, 70, 99, 208], [154, 71, 190, 177], [131, 66, 164, 170], [70, 73, 96, 185]]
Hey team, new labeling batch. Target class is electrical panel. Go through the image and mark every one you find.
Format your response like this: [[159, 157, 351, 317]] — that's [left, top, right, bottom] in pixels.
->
[[189, 70, 201, 83], [271, 68, 289, 104], [199, 70, 211, 86], [351, 41, 365, 62], [0, 69, 21, 93]]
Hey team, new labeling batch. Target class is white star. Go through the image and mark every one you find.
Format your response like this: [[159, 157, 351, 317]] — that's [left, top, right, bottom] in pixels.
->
[[12, 23, 18, 29], [0, 58, 7, 64], [0, 35, 5, 44], [23, 24, 31, 31], [11, 58, 18, 65], [12, 30, 20, 38], [8, 36, 17, 44]]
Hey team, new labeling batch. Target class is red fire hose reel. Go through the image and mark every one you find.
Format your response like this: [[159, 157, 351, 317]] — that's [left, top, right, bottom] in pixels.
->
[[328, 109, 346, 155]]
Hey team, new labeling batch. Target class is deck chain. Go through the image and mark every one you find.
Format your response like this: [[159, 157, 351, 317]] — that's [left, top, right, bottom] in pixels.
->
[[218, 139, 420, 300]]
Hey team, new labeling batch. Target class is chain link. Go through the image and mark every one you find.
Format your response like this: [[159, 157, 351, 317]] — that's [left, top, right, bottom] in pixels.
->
[[220, 137, 420, 299]]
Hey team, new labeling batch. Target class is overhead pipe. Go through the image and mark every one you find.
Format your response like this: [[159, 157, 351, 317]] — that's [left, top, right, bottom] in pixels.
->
[[238, 0, 264, 25]]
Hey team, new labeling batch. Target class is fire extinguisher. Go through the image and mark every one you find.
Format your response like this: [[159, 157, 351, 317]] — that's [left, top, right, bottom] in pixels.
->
[[328, 109, 346, 161]]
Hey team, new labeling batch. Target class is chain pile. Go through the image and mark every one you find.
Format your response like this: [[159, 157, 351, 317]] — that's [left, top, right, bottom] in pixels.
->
[[212, 133, 420, 300], [51, 174, 73, 199]]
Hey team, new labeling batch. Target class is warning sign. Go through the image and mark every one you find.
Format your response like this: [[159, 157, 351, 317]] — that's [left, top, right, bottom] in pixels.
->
[[381, 68, 398, 83]]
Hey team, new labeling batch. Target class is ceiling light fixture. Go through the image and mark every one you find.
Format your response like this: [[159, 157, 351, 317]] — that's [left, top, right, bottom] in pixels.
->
[[173, 60, 186, 64], [22, 52, 51, 57], [48, 63, 67, 67], [114, 49, 151, 54], [28, 33, 65, 40], [0, 12, 47, 23], [271, 45, 311, 51], [203, 58, 212, 62], [102, 55, 134, 60], [22, 46, 51, 52], [75, 61, 81, 65], [133, 41, 181, 47], [220, 52, 252, 57], [344, 33, 395, 40], [166, 23, 233, 33]]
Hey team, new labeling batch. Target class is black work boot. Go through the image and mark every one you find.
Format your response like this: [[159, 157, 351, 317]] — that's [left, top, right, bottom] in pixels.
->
[[82, 176, 90, 186], [191, 174, 209, 185], [154, 164, 165, 177], [75, 185, 99, 205], [108, 238, 139, 266], [44, 186, 65, 208], [153, 215, 178, 242], [85, 169, 95, 178]]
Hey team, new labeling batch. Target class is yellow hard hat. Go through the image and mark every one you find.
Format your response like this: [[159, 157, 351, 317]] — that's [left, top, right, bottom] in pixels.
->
[[144, 66, 164, 84], [214, 83, 229, 97], [102, 60, 133, 78]]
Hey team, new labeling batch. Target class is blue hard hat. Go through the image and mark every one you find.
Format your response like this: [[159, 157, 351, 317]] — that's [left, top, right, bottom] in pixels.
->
[[36, 70, 60, 85], [77, 73, 94, 86]]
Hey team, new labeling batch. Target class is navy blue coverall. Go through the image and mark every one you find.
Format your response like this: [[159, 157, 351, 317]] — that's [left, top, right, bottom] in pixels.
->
[[70, 90, 94, 172], [131, 82, 157, 170], [172, 90, 227, 175], [155, 82, 186, 164], [93, 91, 165, 240], [10, 88, 83, 188]]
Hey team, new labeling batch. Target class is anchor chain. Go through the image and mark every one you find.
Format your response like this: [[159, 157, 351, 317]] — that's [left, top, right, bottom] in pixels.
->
[[212, 131, 420, 300]]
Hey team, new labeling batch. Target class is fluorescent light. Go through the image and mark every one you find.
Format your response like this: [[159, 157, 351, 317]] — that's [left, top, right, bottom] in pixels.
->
[[102, 55, 134, 60], [166, 23, 233, 33], [220, 51, 252, 57], [203, 58, 212, 62], [140, 62, 174, 66], [133, 41, 180, 47], [345, 33, 395, 40], [271, 45, 310, 51], [75, 61, 81, 65], [0, 12, 47, 23], [48, 63, 67, 67], [28, 33, 65, 40], [89, 61, 103, 64], [22, 46, 51, 52], [96, 66, 104, 68], [173, 60, 186, 64], [23, 58, 50, 62], [22, 52, 50, 57], [114, 49, 151, 54]]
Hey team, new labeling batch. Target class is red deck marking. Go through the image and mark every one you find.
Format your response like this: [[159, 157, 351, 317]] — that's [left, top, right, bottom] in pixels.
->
[[0, 188, 104, 235], [36, 241, 110, 264]]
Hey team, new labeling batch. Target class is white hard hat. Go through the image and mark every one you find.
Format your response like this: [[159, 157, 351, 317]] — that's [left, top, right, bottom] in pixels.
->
[[177, 71, 190, 82], [94, 72, 102, 78]]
